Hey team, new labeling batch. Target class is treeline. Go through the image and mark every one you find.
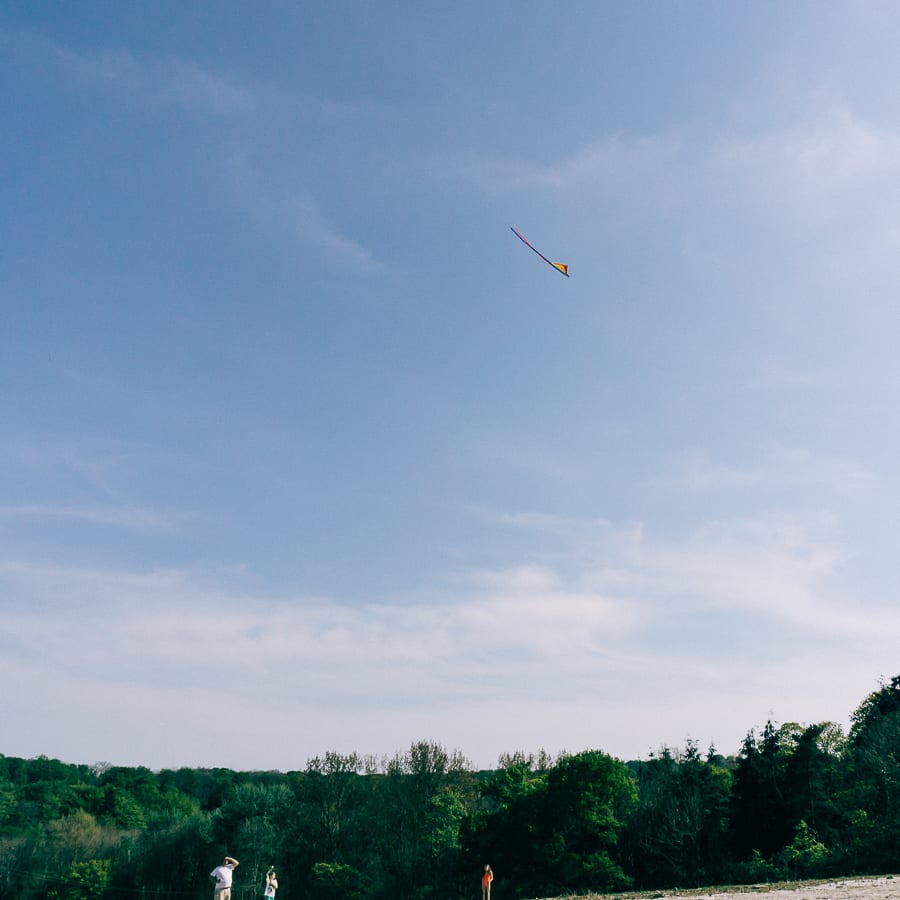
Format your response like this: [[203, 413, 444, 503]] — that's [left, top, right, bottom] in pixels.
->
[[3, 677, 900, 900]]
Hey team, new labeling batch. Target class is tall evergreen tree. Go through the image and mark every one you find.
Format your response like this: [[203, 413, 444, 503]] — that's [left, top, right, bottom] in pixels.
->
[[846, 676, 900, 868], [626, 743, 732, 889], [730, 722, 790, 861]]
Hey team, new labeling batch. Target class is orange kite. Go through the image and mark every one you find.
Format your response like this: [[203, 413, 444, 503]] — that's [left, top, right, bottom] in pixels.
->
[[510, 225, 569, 277]]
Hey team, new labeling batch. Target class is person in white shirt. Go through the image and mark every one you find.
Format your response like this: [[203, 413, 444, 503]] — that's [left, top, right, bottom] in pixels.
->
[[210, 855, 239, 899], [264, 866, 278, 898]]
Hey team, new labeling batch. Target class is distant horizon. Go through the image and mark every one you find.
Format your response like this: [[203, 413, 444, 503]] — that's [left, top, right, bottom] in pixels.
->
[[0, 699, 867, 776]]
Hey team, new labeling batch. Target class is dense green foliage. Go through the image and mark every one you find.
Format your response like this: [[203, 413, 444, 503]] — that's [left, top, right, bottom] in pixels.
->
[[4, 678, 900, 900]]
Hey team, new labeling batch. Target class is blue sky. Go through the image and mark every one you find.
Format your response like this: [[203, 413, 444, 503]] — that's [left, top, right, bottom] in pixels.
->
[[3, 2, 900, 771]]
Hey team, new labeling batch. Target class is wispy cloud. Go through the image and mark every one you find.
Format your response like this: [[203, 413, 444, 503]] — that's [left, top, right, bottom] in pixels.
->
[[0, 499, 884, 694], [716, 104, 900, 204], [4, 28, 395, 277], [279, 196, 389, 274], [742, 360, 829, 393], [650, 445, 875, 497], [448, 132, 683, 202], [224, 152, 393, 276], [0, 504, 173, 530], [0, 435, 176, 508], [4, 26, 402, 124], [462, 501, 888, 637], [454, 100, 900, 234], [1, 492, 894, 768], [5, 29, 257, 115]]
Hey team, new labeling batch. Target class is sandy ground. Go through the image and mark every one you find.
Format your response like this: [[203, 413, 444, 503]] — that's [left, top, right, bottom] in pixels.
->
[[664, 876, 900, 900], [569, 875, 900, 900]]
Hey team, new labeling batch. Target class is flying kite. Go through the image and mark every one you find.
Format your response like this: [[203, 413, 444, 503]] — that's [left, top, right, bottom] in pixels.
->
[[510, 225, 569, 277]]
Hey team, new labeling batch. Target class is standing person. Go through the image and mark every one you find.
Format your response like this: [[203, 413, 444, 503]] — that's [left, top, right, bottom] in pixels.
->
[[482, 864, 493, 900], [264, 866, 278, 898], [210, 855, 239, 900]]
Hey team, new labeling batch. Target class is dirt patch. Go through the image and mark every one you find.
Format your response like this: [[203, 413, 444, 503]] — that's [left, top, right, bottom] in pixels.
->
[[546, 875, 900, 900]]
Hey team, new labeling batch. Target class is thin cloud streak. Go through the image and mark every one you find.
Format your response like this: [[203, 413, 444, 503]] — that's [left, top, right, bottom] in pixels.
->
[[0, 504, 174, 530], [2, 28, 257, 115], [223, 152, 394, 276], [0, 435, 170, 507], [649, 445, 875, 497], [3, 26, 401, 124]]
